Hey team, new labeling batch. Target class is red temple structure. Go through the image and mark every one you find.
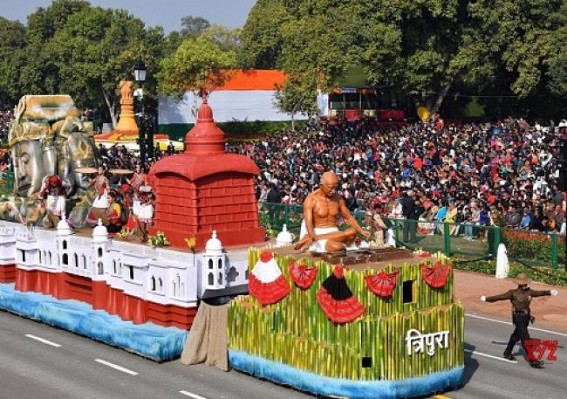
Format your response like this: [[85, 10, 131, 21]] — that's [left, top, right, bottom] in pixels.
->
[[149, 98, 265, 249]]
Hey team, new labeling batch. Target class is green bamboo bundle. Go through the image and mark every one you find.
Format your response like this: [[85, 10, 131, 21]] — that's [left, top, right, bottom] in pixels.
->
[[410, 310, 419, 377], [316, 341, 326, 375], [229, 250, 464, 381], [372, 319, 381, 380], [401, 312, 410, 379], [285, 332, 293, 366], [428, 308, 435, 374]]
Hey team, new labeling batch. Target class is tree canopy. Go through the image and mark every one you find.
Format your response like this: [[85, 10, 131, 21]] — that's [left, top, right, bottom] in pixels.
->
[[240, 0, 567, 118], [1, 0, 165, 126], [1, 0, 566, 122], [157, 34, 239, 98], [0, 18, 27, 105]]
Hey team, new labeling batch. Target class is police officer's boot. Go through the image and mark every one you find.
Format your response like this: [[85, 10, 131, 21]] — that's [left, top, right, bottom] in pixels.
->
[[503, 338, 516, 361]]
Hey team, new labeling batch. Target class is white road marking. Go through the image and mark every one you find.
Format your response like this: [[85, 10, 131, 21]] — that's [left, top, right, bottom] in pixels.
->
[[466, 313, 567, 337], [464, 348, 517, 363], [94, 358, 138, 375], [179, 391, 208, 399], [25, 334, 61, 347]]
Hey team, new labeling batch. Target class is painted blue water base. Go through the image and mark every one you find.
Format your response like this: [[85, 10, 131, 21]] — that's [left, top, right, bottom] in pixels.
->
[[0, 283, 187, 362], [229, 349, 464, 399]]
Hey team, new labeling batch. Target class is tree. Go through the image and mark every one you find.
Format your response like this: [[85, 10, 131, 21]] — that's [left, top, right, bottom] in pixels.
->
[[0, 18, 27, 106], [239, 0, 290, 69], [273, 72, 320, 131], [241, 0, 401, 117], [467, 0, 564, 98], [47, 7, 165, 126], [390, 0, 476, 115], [541, 1, 567, 98], [180, 16, 211, 38], [241, 0, 567, 119], [15, 0, 91, 97], [200, 24, 242, 53], [4, 0, 166, 127], [157, 35, 238, 115]]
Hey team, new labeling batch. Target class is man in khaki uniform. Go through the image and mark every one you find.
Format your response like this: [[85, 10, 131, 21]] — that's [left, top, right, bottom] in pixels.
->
[[481, 273, 558, 368]]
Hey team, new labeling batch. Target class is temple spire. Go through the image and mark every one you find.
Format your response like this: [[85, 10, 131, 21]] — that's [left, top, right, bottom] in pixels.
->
[[184, 97, 225, 155]]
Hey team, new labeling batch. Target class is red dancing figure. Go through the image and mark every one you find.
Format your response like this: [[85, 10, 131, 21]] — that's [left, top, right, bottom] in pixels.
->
[[39, 174, 70, 228]]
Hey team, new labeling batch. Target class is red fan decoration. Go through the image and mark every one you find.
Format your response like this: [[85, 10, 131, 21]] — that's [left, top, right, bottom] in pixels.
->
[[316, 265, 365, 323], [421, 262, 451, 288], [365, 270, 399, 298], [289, 262, 318, 290], [248, 252, 290, 305], [260, 251, 273, 263]]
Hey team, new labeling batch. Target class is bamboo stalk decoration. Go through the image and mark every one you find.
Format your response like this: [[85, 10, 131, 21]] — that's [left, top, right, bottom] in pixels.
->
[[229, 250, 464, 382]]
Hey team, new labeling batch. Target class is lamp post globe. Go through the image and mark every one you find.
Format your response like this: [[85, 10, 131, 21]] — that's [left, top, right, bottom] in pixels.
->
[[134, 60, 146, 83], [134, 60, 147, 165]]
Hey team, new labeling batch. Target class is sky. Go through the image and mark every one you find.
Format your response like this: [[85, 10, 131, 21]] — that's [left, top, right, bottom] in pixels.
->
[[1, 0, 257, 33]]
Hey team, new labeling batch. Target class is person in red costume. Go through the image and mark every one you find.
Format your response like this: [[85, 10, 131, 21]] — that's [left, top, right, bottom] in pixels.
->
[[433, 113, 444, 132], [39, 174, 71, 228], [105, 190, 124, 234]]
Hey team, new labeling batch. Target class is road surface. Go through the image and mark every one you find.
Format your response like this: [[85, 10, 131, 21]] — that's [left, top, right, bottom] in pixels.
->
[[1, 310, 565, 399]]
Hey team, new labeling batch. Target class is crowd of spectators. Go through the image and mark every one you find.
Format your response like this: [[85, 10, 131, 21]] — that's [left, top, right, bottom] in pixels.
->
[[2, 103, 566, 237], [230, 117, 566, 236]]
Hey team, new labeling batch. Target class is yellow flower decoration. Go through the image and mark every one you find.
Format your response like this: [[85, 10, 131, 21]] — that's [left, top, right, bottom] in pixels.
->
[[184, 237, 197, 252]]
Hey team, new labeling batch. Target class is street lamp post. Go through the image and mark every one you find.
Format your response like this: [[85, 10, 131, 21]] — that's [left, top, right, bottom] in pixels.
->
[[134, 60, 147, 166]]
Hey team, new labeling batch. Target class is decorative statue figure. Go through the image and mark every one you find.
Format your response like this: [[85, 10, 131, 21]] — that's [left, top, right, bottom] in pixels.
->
[[293, 171, 370, 253], [119, 80, 134, 104], [12, 138, 47, 198], [9, 95, 99, 199]]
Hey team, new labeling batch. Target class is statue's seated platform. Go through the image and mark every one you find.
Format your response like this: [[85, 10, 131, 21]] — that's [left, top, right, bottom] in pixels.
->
[[272, 245, 423, 270], [319, 247, 414, 266]]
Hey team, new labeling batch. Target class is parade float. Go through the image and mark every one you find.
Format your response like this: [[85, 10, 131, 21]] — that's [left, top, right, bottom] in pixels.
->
[[227, 247, 465, 399], [175, 221, 465, 399], [0, 94, 261, 360], [1, 95, 464, 397]]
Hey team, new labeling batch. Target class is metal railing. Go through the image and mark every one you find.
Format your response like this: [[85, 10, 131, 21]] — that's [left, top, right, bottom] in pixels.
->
[[0, 191, 563, 269], [258, 202, 566, 270]]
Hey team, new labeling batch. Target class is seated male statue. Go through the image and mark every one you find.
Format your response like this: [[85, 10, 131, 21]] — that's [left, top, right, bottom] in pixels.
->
[[293, 171, 370, 253]]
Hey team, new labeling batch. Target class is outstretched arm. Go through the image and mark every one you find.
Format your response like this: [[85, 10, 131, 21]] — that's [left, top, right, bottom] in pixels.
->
[[481, 290, 513, 302], [530, 289, 552, 297]]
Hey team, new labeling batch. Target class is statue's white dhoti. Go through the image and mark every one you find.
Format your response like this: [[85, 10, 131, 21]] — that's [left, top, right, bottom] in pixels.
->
[[299, 220, 339, 253]]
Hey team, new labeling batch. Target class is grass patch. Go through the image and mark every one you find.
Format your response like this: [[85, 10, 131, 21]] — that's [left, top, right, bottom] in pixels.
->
[[452, 258, 567, 287]]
